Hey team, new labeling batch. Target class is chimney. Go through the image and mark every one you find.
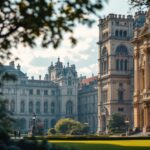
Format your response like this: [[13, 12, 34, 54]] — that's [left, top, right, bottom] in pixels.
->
[[31, 76, 34, 80], [17, 64, 21, 70], [39, 75, 41, 80]]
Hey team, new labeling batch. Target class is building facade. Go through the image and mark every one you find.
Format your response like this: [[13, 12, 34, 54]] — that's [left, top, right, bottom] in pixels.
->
[[78, 76, 98, 133], [132, 10, 150, 133], [97, 14, 135, 133], [0, 58, 78, 132]]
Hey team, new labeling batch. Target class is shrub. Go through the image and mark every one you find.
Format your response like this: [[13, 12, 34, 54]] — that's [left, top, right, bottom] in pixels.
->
[[48, 128, 56, 135]]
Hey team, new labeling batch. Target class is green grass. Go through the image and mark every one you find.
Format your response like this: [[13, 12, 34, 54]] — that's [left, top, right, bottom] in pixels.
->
[[49, 140, 150, 150]]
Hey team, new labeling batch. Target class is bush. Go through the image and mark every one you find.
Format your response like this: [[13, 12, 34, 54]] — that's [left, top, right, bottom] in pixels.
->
[[48, 128, 56, 135]]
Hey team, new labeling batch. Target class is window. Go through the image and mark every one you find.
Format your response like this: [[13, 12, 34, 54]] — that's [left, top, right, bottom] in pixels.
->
[[124, 60, 128, 70], [44, 119, 48, 130], [101, 47, 108, 75], [66, 101, 73, 115], [44, 101, 48, 113], [10, 100, 15, 112], [102, 91, 107, 103], [36, 101, 40, 114], [51, 90, 55, 96], [115, 30, 118, 36], [20, 101, 25, 113], [123, 31, 127, 37], [116, 59, 119, 70], [68, 77, 72, 86], [44, 90, 48, 95], [50, 119, 56, 128], [36, 89, 40, 95], [120, 60, 123, 70], [29, 101, 33, 113], [118, 107, 124, 112], [29, 89, 33, 95], [51, 102, 55, 114], [118, 90, 124, 102]]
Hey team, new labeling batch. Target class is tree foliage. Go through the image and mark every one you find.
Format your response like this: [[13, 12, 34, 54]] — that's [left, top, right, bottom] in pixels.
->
[[108, 114, 126, 133], [54, 118, 89, 135], [128, 0, 150, 9], [0, 0, 106, 63]]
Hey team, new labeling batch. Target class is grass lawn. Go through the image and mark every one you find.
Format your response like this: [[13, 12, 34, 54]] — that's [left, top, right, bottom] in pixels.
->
[[49, 140, 150, 150]]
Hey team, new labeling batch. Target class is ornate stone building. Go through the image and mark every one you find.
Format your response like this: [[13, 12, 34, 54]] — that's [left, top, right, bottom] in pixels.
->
[[0, 58, 78, 132], [97, 14, 135, 133], [78, 76, 98, 133], [132, 10, 150, 133]]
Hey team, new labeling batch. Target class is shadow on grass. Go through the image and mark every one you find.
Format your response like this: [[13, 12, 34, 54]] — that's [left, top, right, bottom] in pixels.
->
[[54, 143, 150, 150]]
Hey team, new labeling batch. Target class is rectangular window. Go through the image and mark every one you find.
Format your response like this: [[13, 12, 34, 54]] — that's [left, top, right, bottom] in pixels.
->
[[52, 90, 55, 96], [29, 89, 33, 95], [118, 90, 124, 102], [118, 107, 124, 112], [36, 89, 40, 95], [44, 90, 48, 96]]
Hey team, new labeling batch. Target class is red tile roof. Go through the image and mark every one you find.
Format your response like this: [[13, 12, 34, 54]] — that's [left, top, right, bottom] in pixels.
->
[[81, 76, 98, 85]]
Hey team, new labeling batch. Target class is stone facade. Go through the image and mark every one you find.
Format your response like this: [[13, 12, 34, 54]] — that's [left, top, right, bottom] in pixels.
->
[[0, 58, 78, 132], [78, 76, 98, 133], [0, 59, 98, 133], [97, 13, 135, 133], [132, 10, 150, 133]]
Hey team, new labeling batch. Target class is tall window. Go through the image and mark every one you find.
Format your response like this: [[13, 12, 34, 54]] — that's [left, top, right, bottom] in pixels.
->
[[44, 101, 48, 113], [10, 100, 15, 112], [50, 119, 56, 128], [102, 91, 107, 103], [101, 47, 108, 75], [20, 101, 25, 113], [66, 101, 73, 115], [29, 101, 33, 113], [44, 119, 48, 130], [118, 90, 124, 102], [44, 90, 48, 95], [29, 89, 33, 95], [51, 102, 55, 114], [68, 77, 72, 86], [115, 45, 128, 71], [36, 101, 40, 114], [36, 89, 40, 95]]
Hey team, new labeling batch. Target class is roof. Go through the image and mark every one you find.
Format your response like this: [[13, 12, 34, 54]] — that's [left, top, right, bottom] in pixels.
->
[[81, 76, 98, 85], [0, 65, 26, 77]]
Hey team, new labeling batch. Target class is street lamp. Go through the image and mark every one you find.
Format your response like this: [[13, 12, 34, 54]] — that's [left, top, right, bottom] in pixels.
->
[[125, 118, 129, 136], [32, 113, 36, 136]]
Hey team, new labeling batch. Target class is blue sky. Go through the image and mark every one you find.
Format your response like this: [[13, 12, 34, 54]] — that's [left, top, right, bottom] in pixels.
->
[[11, 0, 132, 79]]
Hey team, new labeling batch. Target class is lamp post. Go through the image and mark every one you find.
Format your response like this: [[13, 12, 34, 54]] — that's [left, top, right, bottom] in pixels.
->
[[125, 118, 129, 136], [32, 113, 36, 136]]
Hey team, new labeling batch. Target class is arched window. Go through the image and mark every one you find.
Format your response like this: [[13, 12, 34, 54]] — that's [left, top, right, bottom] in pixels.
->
[[44, 119, 48, 130], [116, 59, 119, 70], [10, 100, 15, 112], [29, 101, 33, 113], [50, 119, 56, 128], [116, 45, 128, 56], [20, 118, 26, 130], [44, 101, 48, 113], [124, 59, 128, 70], [120, 60, 123, 70], [101, 47, 108, 74], [115, 30, 118, 36], [120, 30, 122, 37], [68, 77, 72, 86], [123, 31, 127, 37], [66, 101, 73, 115], [20, 101, 25, 113], [36, 101, 40, 114], [51, 102, 55, 114]]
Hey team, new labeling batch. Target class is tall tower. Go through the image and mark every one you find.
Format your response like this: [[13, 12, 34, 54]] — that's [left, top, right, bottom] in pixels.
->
[[97, 14, 134, 133]]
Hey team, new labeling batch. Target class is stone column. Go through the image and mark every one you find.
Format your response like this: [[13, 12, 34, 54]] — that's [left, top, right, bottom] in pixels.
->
[[134, 49, 139, 95], [143, 103, 150, 132]]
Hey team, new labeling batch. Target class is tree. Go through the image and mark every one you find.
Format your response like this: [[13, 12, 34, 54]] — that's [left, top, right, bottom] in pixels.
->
[[54, 118, 88, 135], [128, 0, 150, 9], [0, 0, 107, 63], [108, 113, 126, 133]]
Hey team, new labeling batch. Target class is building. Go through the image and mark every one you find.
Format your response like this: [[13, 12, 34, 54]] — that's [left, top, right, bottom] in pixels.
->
[[97, 13, 135, 133], [78, 76, 98, 133], [0, 58, 78, 132], [132, 10, 150, 133]]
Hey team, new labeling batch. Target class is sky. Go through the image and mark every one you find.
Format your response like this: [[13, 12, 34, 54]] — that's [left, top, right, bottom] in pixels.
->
[[10, 0, 132, 80]]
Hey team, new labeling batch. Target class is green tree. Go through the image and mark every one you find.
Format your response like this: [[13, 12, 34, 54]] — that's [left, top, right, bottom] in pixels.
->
[[54, 118, 88, 135], [108, 113, 126, 133], [128, 0, 150, 9], [0, 0, 107, 63]]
